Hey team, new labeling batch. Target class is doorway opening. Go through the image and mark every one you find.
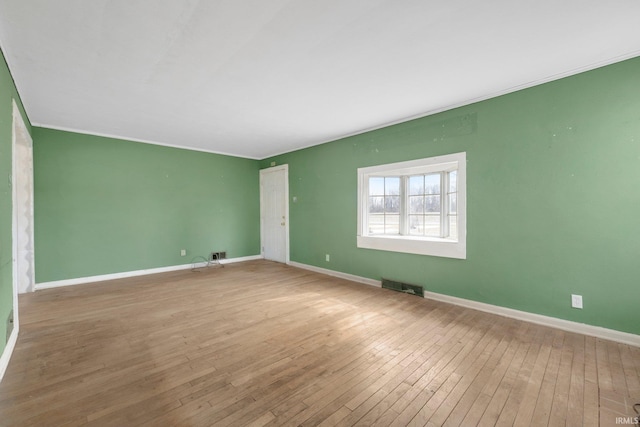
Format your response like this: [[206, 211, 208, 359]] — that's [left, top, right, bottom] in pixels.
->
[[12, 100, 35, 295], [260, 165, 289, 264]]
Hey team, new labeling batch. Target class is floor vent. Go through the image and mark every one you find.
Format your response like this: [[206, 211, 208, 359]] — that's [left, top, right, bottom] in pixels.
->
[[381, 278, 424, 297]]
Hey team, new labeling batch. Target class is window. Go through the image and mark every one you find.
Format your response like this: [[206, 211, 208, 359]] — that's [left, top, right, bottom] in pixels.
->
[[357, 152, 466, 259]]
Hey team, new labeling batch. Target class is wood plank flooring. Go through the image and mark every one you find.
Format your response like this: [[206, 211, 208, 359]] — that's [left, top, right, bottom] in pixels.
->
[[0, 260, 638, 426]]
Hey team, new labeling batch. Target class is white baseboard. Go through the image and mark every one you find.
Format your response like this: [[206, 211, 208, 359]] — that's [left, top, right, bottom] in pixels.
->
[[422, 291, 640, 347], [218, 255, 264, 265], [0, 325, 19, 383], [34, 255, 263, 291], [288, 261, 382, 287], [288, 261, 640, 347]]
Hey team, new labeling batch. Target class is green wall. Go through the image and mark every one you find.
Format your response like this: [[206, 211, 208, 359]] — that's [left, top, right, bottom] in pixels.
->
[[0, 48, 31, 354], [5, 45, 640, 355], [262, 56, 640, 335], [34, 128, 260, 282]]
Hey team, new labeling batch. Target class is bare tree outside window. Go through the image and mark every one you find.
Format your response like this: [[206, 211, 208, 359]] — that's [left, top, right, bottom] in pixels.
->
[[368, 171, 456, 238], [369, 176, 400, 234], [357, 152, 466, 259]]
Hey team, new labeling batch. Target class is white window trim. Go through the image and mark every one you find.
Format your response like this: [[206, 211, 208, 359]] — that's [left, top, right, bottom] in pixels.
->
[[357, 152, 467, 259]]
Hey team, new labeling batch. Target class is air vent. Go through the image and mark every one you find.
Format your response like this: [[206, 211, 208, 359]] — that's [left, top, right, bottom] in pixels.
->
[[382, 278, 424, 297], [211, 251, 227, 261]]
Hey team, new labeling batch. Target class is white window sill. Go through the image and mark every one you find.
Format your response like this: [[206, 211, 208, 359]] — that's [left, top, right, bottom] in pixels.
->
[[357, 235, 466, 259]]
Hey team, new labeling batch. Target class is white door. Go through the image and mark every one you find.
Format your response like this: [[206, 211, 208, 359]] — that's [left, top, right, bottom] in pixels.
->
[[12, 100, 35, 294], [260, 165, 289, 263]]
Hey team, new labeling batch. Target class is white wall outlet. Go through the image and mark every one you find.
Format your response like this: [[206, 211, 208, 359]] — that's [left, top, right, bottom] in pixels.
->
[[325, 254, 330, 262], [180, 249, 186, 256], [571, 294, 583, 309]]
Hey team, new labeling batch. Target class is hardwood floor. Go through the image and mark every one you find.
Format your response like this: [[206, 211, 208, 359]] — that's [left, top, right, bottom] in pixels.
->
[[0, 260, 638, 426]]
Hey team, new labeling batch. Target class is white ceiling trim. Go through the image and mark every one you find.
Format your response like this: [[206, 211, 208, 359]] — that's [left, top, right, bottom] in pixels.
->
[[30, 47, 640, 162], [256, 49, 640, 159], [29, 122, 261, 160]]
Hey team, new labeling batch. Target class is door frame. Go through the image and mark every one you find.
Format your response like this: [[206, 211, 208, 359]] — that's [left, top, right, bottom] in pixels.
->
[[259, 164, 290, 264], [12, 98, 35, 296]]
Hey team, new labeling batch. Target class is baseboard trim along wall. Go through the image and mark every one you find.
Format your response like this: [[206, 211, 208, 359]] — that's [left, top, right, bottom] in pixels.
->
[[288, 261, 381, 288], [0, 325, 19, 383], [288, 261, 640, 347], [34, 255, 264, 291]]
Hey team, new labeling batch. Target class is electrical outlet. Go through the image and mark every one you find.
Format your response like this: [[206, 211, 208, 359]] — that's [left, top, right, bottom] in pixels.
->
[[571, 294, 583, 309], [180, 249, 186, 256], [325, 254, 330, 262]]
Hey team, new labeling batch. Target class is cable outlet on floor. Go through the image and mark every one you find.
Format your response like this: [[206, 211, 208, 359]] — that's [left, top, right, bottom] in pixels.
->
[[571, 294, 583, 309], [180, 249, 186, 256]]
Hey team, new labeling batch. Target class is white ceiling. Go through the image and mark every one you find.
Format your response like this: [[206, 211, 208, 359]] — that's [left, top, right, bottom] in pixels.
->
[[1, 1, 639, 159]]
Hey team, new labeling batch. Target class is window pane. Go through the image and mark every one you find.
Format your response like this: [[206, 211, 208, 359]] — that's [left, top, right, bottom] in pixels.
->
[[357, 152, 466, 258], [409, 215, 424, 235], [385, 196, 400, 213], [385, 177, 400, 196], [368, 214, 385, 235], [409, 176, 424, 195], [369, 177, 385, 196], [449, 170, 457, 192], [409, 196, 424, 214], [384, 215, 400, 234], [425, 195, 440, 213], [369, 196, 384, 213], [424, 215, 441, 237], [449, 215, 458, 240], [425, 173, 441, 195]]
